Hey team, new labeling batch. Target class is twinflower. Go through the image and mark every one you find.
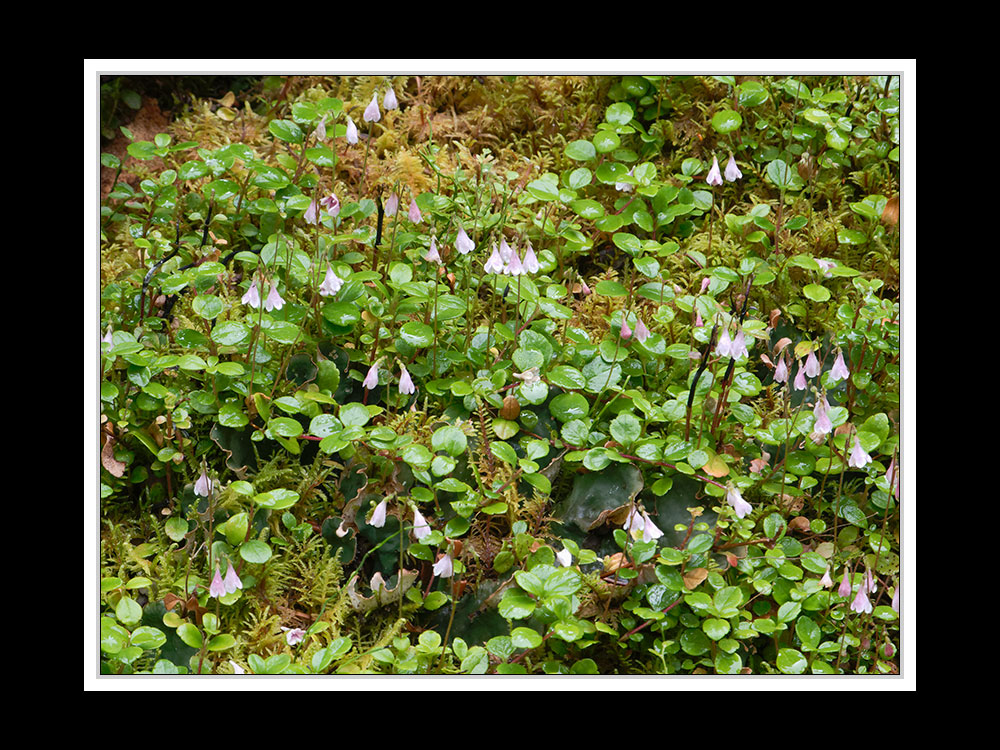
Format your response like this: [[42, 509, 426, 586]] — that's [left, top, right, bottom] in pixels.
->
[[363, 93, 380, 122], [726, 485, 753, 519], [433, 553, 454, 578], [318, 265, 343, 297], [399, 363, 416, 395], [724, 153, 742, 182], [363, 362, 380, 390], [706, 156, 723, 186]]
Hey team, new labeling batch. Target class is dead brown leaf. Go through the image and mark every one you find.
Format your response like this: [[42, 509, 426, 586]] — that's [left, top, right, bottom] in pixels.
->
[[683, 567, 708, 590], [101, 436, 126, 478]]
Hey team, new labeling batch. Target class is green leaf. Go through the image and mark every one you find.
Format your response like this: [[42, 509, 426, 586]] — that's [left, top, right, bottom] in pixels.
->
[[340, 403, 371, 427], [605, 102, 634, 126], [268, 119, 304, 144], [803, 283, 831, 302], [549, 392, 590, 422], [431, 425, 468, 456], [176, 623, 203, 649], [253, 488, 300, 510], [542, 567, 582, 598], [703, 618, 731, 640], [268, 417, 303, 438], [776, 648, 808, 674], [594, 280, 627, 297], [610, 412, 641, 446], [399, 321, 435, 348], [565, 140, 596, 161], [240, 539, 273, 564], [499, 588, 536, 619], [767, 159, 796, 189], [711, 109, 743, 134], [527, 178, 559, 202]]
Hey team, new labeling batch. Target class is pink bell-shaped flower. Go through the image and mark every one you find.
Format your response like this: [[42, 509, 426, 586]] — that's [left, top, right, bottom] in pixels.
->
[[283, 627, 306, 646], [363, 362, 380, 390], [412, 508, 431, 540], [830, 349, 850, 382], [194, 468, 212, 498], [706, 156, 723, 186], [318, 264, 343, 297], [730, 327, 749, 360], [209, 566, 226, 598], [850, 586, 872, 614], [724, 153, 742, 182], [424, 237, 442, 264], [715, 326, 733, 358], [820, 567, 834, 588], [634, 318, 650, 343], [773, 353, 788, 384], [455, 225, 475, 255], [522, 242, 540, 274], [241, 279, 261, 308], [264, 283, 284, 312], [345, 117, 359, 144], [370, 498, 388, 528], [484, 244, 504, 275], [320, 192, 340, 218], [804, 349, 821, 378], [848, 435, 872, 468], [223, 562, 243, 594], [838, 569, 852, 598], [408, 199, 422, 224], [363, 93, 380, 123], [433, 553, 454, 578], [398, 363, 416, 395], [793, 361, 808, 391], [726, 485, 752, 519], [506, 247, 525, 276], [813, 395, 833, 435], [383, 86, 398, 111]]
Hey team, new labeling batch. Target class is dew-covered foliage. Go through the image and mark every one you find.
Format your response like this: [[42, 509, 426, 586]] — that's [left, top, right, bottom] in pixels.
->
[[98, 73, 902, 677]]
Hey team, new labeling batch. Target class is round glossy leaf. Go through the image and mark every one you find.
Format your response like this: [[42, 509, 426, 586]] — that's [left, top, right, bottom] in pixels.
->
[[711, 109, 743, 134], [703, 618, 731, 640], [550, 392, 590, 422], [176, 623, 203, 649], [130, 626, 167, 650], [826, 128, 850, 151], [570, 199, 604, 220], [212, 322, 250, 348], [268, 119, 304, 144], [499, 588, 536, 620], [253, 489, 300, 510], [400, 321, 435, 348], [565, 140, 596, 161], [432, 426, 468, 456], [268, 417, 303, 438], [776, 648, 808, 674], [737, 82, 769, 107], [340, 403, 370, 427], [610, 413, 641, 446], [803, 283, 831, 302], [593, 131, 621, 153], [567, 167, 592, 189], [240, 539, 273, 564], [605, 102, 634, 126], [322, 302, 361, 328], [767, 159, 796, 189]]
